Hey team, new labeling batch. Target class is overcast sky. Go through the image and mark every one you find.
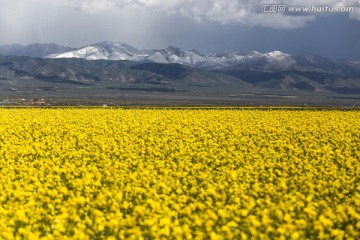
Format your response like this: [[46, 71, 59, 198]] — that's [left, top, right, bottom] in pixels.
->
[[0, 0, 360, 59]]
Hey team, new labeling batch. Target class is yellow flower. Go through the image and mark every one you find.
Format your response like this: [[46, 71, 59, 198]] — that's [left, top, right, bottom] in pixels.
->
[[0, 108, 358, 239]]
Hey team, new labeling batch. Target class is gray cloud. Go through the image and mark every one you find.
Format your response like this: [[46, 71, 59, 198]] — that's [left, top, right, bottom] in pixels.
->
[[0, 0, 168, 47], [53, 0, 360, 29]]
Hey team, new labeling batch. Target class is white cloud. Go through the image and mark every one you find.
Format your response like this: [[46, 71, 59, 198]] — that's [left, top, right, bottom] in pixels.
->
[[54, 0, 359, 29], [4, 0, 359, 30], [345, 0, 360, 20], [80, 0, 116, 13]]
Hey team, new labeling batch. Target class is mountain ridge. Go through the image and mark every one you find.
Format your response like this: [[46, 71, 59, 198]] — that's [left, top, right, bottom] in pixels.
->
[[1, 42, 360, 76], [45, 42, 303, 69], [45, 42, 360, 75], [0, 43, 75, 58], [0, 55, 359, 106], [0, 42, 359, 106]]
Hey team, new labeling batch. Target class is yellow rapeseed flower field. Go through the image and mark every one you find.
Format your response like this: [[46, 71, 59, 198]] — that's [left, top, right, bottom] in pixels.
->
[[0, 108, 359, 239]]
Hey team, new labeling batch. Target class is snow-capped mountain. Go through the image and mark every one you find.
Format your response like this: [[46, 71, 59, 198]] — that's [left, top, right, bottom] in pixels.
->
[[46, 41, 149, 61], [45, 42, 299, 69], [0, 41, 351, 74], [145, 46, 219, 67], [206, 50, 296, 69]]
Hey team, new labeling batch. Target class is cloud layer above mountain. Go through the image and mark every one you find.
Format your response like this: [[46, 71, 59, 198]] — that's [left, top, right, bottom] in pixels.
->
[[55, 0, 359, 28]]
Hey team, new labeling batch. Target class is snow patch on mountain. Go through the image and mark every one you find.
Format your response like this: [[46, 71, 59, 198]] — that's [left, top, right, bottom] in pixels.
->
[[45, 42, 301, 70]]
